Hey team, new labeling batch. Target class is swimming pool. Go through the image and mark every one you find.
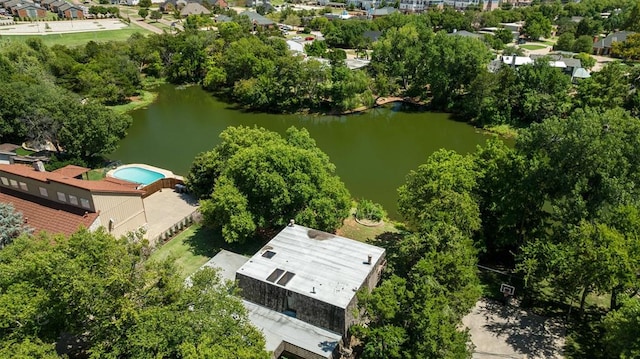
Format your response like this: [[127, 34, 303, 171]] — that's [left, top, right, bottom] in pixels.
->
[[113, 167, 165, 185]]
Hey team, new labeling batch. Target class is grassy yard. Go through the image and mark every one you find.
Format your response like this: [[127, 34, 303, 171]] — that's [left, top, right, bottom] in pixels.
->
[[149, 224, 266, 279], [520, 44, 548, 50], [336, 214, 400, 243], [1, 27, 151, 47], [109, 90, 158, 114]]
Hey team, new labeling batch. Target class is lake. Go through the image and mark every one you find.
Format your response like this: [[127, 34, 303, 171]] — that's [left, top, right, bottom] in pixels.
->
[[111, 84, 493, 218]]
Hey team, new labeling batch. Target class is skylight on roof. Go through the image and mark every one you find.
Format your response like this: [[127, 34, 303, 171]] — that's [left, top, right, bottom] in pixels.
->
[[262, 250, 276, 259], [277, 272, 296, 286], [266, 268, 285, 283]]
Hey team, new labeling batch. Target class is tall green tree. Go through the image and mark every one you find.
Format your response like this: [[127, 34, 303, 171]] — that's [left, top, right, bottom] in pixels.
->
[[188, 126, 351, 243], [602, 296, 640, 358], [0, 229, 270, 358], [522, 11, 552, 40], [0, 203, 30, 249]]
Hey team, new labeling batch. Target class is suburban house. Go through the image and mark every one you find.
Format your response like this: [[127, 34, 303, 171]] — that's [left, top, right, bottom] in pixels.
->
[[0, 162, 148, 238], [239, 10, 274, 28], [58, 2, 84, 19], [13, 2, 46, 18], [370, 6, 397, 18], [531, 53, 582, 74], [40, 0, 56, 9], [202, 223, 386, 359], [49, 0, 65, 12], [179, 2, 209, 16], [593, 31, 635, 56]]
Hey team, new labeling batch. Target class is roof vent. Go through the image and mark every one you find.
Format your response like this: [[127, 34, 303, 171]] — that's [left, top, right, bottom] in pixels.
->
[[366, 254, 372, 265], [33, 161, 45, 172], [288, 219, 295, 227]]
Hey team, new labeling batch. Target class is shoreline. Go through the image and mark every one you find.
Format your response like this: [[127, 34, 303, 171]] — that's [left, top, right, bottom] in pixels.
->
[[329, 96, 427, 116]]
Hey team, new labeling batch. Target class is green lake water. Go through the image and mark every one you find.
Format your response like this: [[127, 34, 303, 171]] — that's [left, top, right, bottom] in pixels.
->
[[111, 84, 493, 217]]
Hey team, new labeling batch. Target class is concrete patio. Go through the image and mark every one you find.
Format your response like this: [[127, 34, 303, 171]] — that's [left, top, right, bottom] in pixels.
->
[[143, 189, 198, 245]]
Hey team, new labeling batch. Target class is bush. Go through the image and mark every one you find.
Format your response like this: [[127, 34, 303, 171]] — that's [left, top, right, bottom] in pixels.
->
[[355, 199, 386, 222], [302, 27, 311, 34]]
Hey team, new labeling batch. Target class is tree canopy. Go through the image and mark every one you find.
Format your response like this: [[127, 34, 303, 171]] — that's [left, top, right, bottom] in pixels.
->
[[0, 203, 30, 249], [187, 126, 351, 243], [0, 229, 269, 358]]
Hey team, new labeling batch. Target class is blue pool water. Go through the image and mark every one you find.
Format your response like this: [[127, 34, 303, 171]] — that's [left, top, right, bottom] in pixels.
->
[[113, 167, 165, 185]]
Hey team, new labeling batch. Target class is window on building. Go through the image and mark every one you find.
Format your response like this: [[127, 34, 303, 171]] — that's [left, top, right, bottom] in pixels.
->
[[39, 187, 48, 197], [10, 179, 18, 188], [0, 177, 8, 186], [80, 198, 91, 209], [19, 182, 28, 191], [69, 195, 78, 206], [57, 192, 66, 202]]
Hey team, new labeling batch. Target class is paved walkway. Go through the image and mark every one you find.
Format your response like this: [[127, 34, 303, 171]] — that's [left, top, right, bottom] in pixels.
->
[[143, 189, 198, 245], [462, 299, 565, 359]]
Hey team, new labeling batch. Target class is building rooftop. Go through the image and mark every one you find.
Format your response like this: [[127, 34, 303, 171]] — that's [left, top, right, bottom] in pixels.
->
[[236, 224, 385, 309], [180, 2, 210, 16], [244, 300, 341, 359], [593, 31, 635, 49], [0, 143, 20, 153], [0, 164, 143, 194], [52, 164, 90, 178], [239, 11, 274, 26], [0, 187, 99, 236], [200, 249, 249, 282]]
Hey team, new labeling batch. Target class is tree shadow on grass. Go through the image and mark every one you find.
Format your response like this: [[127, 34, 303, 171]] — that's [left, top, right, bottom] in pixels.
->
[[183, 225, 269, 258]]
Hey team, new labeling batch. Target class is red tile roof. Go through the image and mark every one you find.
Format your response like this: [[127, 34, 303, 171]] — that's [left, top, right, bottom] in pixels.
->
[[0, 187, 100, 237], [52, 165, 90, 178], [0, 164, 143, 195]]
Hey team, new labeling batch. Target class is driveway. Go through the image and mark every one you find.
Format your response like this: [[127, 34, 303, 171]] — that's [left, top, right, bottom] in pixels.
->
[[462, 299, 566, 359]]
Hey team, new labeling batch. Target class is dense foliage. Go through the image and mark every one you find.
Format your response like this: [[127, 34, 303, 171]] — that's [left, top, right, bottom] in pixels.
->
[[187, 126, 351, 243], [0, 41, 132, 163], [0, 229, 269, 358], [0, 203, 30, 248]]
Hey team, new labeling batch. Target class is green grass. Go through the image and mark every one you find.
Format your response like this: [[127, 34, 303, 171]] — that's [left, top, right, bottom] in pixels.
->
[[520, 44, 548, 50], [108, 90, 158, 115], [1, 27, 152, 47], [336, 210, 400, 243], [149, 224, 266, 279], [14, 147, 34, 156], [87, 168, 106, 181], [483, 124, 519, 139]]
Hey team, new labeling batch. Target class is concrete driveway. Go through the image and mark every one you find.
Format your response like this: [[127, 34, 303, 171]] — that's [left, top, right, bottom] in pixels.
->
[[462, 299, 566, 359]]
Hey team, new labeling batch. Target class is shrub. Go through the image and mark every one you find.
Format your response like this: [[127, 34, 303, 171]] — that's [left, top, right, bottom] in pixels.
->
[[355, 199, 386, 222]]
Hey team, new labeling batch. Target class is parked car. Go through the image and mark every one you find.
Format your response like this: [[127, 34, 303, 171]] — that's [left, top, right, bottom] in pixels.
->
[[292, 36, 302, 40], [304, 36, 314, 41]]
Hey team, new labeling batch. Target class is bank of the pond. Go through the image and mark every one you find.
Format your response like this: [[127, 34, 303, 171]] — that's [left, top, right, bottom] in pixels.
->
[[111, 84, 497, 218]]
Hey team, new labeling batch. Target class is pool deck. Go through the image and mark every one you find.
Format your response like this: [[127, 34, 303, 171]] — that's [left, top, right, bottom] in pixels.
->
[[106, 163, 184, 184], [143, 189, 198, 245]]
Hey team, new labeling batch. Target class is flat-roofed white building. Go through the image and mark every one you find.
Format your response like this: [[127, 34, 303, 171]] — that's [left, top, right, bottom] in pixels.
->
[[236, 223, 386, 335]]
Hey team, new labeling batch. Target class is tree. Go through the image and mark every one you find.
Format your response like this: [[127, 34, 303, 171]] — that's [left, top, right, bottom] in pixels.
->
[[138, 8, 148, 20], [304, 39, 328, 57], [398, 149, 480, 236], [150, 10, 162, 22], [0, 229, 270, 358], [612, 33, 640, 60], [522, 11, 552, 40], [187, 126, 351, 243], [138, 0, 151, 7], [0, 203, 30, 248], [576, 62, 630, 109], [573, 34, 595, 53], [575, 52, 596, 70], [494, 27, 514, 44], [555, 32, 575, 51], [56, 102, 132, 162], [602, 296, 640, 358]]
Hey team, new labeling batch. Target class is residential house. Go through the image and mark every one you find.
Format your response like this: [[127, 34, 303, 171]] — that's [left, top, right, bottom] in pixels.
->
[[593, 31, 635, 56], [448, 29, 482, 39], [239, 10, 274, 28], [0, 144, 20, 165], [571, 67, 591, 82], [346, 0, 379, 10], [0, 163, 148, 238], [179, 2, 209, 16], [49, 0, 65, 12], [530, 54, 582, 74], [58, 2, 84, 19], [201, 223, 386, 359], [40, 0, 56, 9], [4, 0, 26, 10], [370, 6, 397, 18], [13, 1, 45, 17]]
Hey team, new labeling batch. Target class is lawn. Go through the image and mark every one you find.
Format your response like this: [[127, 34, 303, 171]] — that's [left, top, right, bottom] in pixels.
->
[[1, 27, 152, 47], [109, 90, 158, 115], [336, 213, 400, 243], [149, 224, 266, 279], [519, 44, 548, 50]]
